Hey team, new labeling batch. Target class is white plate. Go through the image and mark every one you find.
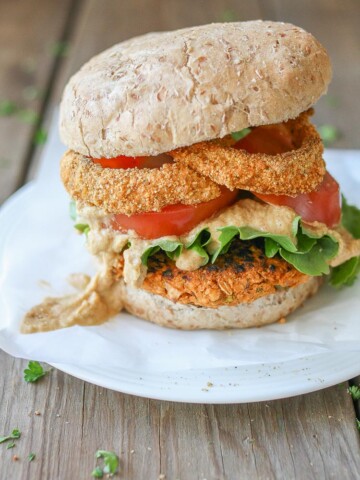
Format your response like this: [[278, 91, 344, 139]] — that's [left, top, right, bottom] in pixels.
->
[[0, 120, 360, 403]]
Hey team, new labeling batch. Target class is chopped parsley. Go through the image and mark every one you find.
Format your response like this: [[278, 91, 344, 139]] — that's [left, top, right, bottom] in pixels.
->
[[0, 429, 21, 445], [348, 385, 360, 401], [91, 466, 104, 478], [6, 442, 15, 450], [50, 41, 69, 57], [0, 100, 18, 116], [92, 450, 119, 477], [33, 128, 48, 145], [318, 124, 340, 146], [28, 452, 36, 462], [220, 9, 237, 22], [24, 361, 49, 383]]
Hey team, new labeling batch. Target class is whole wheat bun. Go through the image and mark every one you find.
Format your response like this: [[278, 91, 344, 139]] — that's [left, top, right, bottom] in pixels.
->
[[60, 21, 331, 158], [120, 276, 321, 330]]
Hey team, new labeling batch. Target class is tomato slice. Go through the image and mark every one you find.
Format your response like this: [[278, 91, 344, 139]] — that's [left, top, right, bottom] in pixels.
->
[[235, 125, 341, 228], [111, 188, 239, 239], [254, 172, 341, 228], [234, 124, 295, 154], [93, 153, 173, 169]]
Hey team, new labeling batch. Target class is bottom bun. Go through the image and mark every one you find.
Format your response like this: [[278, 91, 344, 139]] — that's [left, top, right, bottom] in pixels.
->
[[120, 276, 322, 330]]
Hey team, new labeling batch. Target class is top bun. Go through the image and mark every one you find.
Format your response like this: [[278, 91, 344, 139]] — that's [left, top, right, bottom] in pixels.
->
[[59, 21, 331, 157]]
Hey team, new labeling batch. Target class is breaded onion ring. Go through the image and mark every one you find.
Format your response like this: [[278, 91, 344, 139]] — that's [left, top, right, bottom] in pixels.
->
[[60, 150, 222, 215], [170, 111, 326, 196]]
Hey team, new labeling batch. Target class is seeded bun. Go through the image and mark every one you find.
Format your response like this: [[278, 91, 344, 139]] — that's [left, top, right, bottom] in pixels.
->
[[59, 21, 331, 158], [120, 277, 321, 330]]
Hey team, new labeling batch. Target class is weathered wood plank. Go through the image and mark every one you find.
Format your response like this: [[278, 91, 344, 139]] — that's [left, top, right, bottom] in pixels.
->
[[1, 351, 359, 480], [0, 0, 75, 204], [258, 0, 360, 148]]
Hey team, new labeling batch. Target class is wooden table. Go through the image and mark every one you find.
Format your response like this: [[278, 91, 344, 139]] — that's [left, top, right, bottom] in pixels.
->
[[1, 1, 359, 478]]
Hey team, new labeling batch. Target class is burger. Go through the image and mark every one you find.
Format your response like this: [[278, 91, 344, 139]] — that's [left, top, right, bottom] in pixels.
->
[[22, 21, 360, 333]]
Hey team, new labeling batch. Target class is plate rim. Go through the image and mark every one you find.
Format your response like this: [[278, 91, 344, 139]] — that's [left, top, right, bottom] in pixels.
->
[[50, 351, 360, 403]]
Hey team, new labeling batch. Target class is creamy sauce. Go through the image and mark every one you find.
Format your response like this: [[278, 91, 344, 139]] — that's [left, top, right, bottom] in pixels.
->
[[21, 198, 360, 333], [21, 253, 124, 333], [175, 248, 207, 270]]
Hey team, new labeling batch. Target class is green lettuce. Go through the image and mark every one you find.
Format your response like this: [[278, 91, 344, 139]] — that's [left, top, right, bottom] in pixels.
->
[[212, 220, 339, 276], [329, 196, 360, 287], [69, 200, 90, 235], [141, 230, 212, 266], [231, 128, 251, 142], [140, 219, 339, 278], [141, 240, 183, 265], [330, 256, 360, 288], [341, 195, 360, 239], [185, 229, 211, 265]]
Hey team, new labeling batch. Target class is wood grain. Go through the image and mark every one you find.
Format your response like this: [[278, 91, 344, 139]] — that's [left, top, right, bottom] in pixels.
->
[[1, 1, 360, 479], [0, 0, 75, 203], [259, 0, 360, 148], [1, 352, 359, 479]]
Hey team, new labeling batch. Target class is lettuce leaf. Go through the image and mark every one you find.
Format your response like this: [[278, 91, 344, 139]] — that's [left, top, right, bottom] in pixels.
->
[[330, 256, 360, 288], [186, 229, 211, 265], [74, 223, 90, 235], [70, 200, 90, 235], [141, 240, 182, 266], [212, 221, 339, 277], [231, 128, 251, 141], [328, 195, 360, 287], [341, 195, 360, 239]]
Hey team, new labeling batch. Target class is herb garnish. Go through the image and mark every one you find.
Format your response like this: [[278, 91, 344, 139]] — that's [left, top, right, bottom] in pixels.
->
[[33, 128, 48, 145], [348, 385, 360, 401], [318, 124, 340, 146], [0, 100, 18, 116], [0, 429, 21, 445], [220, 9, 237, 22], [92, 450, 119, 477], [24, 361, 49, 383], [50, 41, 69, 57], [28, 452, 36, 462], [231, 128, 251, 142], [92, 466, 104, 478]]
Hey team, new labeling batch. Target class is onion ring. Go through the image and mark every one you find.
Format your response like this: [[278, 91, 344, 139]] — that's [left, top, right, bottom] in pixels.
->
[[170, 111, 326, 196], [60, 150, 222, 215]]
